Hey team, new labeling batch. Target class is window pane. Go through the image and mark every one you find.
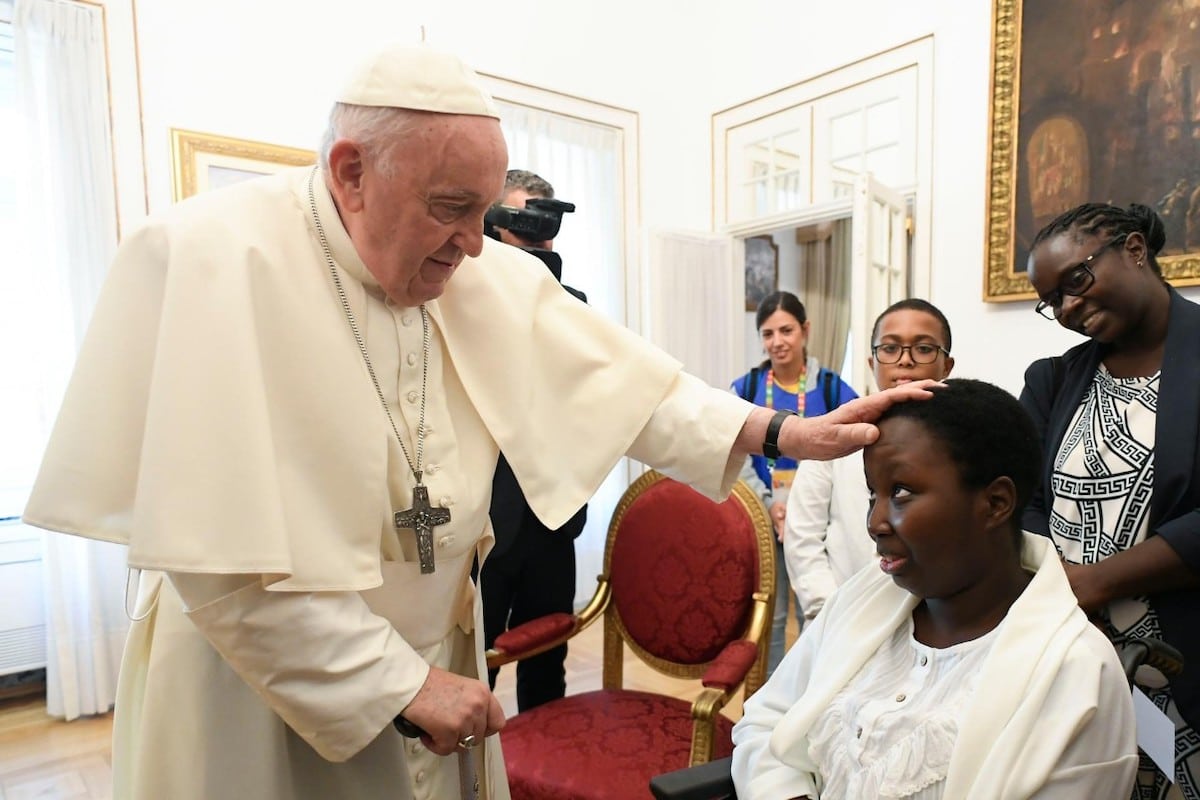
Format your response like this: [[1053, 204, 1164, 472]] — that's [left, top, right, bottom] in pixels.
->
[[772, 170, 804, 212], [865, 144, 902, 185], [828, 111, 861, 160], [772, 129, 805, 173], [865, 98, 900, 149]]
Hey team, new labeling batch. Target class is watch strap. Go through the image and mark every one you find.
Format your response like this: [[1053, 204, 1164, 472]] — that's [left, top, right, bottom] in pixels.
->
[[763, 409, 797, 460]]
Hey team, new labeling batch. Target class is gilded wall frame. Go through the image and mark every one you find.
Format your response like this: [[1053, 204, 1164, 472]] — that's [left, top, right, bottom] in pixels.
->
[[984, 0, 1200, 301], [170, 129, 315, 202]]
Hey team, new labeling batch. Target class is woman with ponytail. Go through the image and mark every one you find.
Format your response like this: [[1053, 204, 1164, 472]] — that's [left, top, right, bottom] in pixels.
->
[[732, 291, 857, 675]]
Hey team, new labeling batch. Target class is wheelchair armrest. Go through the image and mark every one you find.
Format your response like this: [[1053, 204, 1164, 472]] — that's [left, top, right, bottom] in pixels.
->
[[649, 755, 736, 800]]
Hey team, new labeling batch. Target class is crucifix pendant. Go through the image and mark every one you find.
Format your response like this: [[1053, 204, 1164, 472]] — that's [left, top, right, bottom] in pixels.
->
[[394, 478, 452, 574]]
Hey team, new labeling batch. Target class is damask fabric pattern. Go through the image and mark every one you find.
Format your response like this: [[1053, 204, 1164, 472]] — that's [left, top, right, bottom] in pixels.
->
[[608, 481, 758, 664], [500, 690, 735, 800], [1050, 366, 1200, 800]]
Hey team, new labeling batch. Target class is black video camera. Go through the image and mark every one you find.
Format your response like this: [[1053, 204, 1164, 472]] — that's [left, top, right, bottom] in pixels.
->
[[484, 197, 576, 281]]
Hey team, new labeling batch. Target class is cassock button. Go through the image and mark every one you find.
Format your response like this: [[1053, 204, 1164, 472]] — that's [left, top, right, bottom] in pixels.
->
[[426, 463, 439, 475], [414, 769, 426, 783], [440, 495, 454, 507], [437, 535, 455, 549], [896, 693, 906, 703], [401, 315, 414, 327], [409, 741, 421, 756], [919, 655, 928, 667], [407, 352, 418, 366], [406, 391, 419, 404]]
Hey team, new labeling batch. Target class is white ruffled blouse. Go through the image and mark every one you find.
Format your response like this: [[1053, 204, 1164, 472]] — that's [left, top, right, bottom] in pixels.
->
[[807, 616, 1001, 799]]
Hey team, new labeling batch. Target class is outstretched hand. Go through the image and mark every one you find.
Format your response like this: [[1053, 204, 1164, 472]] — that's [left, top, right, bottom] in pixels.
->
[[778, 380, 941, 461]]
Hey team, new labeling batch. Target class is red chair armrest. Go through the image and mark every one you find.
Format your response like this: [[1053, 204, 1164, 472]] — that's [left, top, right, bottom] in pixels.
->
[[700, 639, 758, 692], [493, 612, 576, 658]]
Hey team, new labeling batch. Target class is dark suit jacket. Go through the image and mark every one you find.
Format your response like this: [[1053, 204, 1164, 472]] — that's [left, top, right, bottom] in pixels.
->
[[489, 454, 587, 558], [488, 282, 589, 558], [1020, 288, 1200, 727]]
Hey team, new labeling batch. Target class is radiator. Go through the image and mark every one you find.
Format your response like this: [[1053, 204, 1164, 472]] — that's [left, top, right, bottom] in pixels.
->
[[0, 522, 47, 675]]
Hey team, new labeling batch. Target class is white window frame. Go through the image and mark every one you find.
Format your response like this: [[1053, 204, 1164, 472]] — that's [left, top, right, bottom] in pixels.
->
[[711, 37, 934, 301], [476, 73, 642, 333]]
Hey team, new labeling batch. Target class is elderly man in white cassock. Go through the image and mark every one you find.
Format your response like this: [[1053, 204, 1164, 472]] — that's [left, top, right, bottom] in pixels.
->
[[23, 44, 932, 800]]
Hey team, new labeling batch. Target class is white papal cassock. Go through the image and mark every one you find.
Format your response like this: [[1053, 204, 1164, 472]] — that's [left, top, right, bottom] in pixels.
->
[[23, 167, 753, 799]]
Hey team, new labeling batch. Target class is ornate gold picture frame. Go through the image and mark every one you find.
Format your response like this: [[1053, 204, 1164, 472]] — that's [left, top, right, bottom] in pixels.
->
[[984, 0, 1200, 301], [170, 129, 316, 202]]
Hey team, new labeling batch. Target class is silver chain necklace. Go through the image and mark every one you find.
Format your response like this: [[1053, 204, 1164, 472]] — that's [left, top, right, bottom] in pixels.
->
[[306, 168, 450, 573]]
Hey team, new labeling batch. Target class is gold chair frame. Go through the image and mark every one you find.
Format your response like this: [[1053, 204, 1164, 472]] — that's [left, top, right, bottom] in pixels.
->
[[486, 470, 776, 766]]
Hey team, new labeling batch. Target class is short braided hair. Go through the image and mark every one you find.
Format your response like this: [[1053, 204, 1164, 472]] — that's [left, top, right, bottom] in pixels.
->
[[1030, 203, 1168, 275]]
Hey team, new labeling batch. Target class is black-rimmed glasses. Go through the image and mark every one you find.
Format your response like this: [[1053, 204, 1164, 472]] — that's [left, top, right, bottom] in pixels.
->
[[871, 343, 949, 364], [1034, 234, 1129, 320]]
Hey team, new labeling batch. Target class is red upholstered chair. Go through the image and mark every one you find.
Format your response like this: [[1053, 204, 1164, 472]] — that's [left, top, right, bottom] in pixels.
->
[[485, 470, 775, 800]]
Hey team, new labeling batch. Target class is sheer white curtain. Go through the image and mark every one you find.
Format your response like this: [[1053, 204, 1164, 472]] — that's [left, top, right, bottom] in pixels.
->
[[797, 219, 852, 377], [14, 0, 128, 720], [645, 232, 737, 389], [496, 101, 623, 321], [494, 101, 629, 608]]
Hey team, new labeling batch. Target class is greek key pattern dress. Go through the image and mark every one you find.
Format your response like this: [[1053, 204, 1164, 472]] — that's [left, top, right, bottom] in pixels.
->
[[1050, 365, 1200, 800]]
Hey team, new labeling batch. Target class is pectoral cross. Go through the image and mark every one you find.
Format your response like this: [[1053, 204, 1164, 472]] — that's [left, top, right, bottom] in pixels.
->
[[394, 479, 452, 574]]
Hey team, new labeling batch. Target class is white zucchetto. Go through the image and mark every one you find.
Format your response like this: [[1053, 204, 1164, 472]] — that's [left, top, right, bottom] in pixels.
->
[[334, 43, 500, 119]]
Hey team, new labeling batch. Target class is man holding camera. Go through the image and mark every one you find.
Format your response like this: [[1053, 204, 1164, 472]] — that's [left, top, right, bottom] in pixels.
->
[[483, 169, 587, 711]]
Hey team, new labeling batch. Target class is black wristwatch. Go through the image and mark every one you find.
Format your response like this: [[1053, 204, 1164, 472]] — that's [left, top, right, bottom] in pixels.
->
[[763, 409, 797, 460]]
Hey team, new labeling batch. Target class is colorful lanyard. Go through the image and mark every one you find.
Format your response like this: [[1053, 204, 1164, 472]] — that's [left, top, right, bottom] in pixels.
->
[[764, 368, 806, 471], [765, 368, 807, 418]]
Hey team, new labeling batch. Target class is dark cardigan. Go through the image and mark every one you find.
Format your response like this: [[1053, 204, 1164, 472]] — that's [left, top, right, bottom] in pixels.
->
[[1020, 288, 1200, 728]]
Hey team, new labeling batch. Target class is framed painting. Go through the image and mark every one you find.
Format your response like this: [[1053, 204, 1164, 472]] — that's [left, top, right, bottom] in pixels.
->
[[170, 129, 316, 202], [984, 0, 1200, 301], [744, 235, 779, 312]]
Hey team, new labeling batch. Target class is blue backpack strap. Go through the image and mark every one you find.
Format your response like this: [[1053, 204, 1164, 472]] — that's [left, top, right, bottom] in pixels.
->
[[821, 369, 840, 412], [740, 366, 761, 403]]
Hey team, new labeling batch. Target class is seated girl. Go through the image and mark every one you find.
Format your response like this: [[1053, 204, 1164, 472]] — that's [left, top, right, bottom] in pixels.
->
[[731, 379, 1137, 800]]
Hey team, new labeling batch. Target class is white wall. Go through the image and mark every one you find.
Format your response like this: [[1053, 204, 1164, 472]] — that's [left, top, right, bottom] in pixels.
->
[[128, 0, 1199, 397]]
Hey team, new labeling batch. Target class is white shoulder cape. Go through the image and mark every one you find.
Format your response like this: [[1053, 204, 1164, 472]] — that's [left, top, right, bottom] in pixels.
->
[[24, 168, 680, 590]]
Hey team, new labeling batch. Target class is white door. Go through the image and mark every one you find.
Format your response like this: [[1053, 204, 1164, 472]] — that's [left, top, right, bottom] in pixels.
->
[[849, 173, 909, 393]]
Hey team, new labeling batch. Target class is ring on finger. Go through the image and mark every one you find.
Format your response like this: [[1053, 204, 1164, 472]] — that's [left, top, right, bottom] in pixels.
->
[[457, 733, 479, 750]]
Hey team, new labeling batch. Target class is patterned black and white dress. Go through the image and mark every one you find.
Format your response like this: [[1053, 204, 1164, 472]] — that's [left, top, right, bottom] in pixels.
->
[[1050, 364, 1199, 800]]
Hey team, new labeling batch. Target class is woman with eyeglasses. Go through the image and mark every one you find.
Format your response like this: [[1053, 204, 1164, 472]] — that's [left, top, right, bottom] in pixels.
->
[[784, 299, 955, 626], [1022, 202, 1200, 798], [732, 290, 858, 675]]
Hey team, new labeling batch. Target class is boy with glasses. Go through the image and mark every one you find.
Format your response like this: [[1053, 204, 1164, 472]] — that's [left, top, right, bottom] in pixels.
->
[[784, 299, 955, 625]]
